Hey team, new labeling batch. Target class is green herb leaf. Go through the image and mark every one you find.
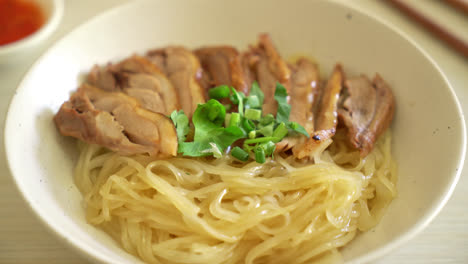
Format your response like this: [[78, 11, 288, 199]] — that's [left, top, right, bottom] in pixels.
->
[[260, 114, 275, 125], [170, 110, 190, 144], [192, 99, 225, 141], [178, 100, 244, 157], [274, 83, 291, 123], [178, 141, 209, 156], [250, 81, 264, 106], [288, 121, 310, 138], [175, 82, 308, 162], [246, 95, 260, 109], [244, 136, 281, 144], [203, 142, 223, 158]]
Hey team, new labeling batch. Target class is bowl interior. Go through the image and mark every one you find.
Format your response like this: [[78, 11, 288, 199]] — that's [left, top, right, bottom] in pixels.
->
[[5, 0, 465, 263]]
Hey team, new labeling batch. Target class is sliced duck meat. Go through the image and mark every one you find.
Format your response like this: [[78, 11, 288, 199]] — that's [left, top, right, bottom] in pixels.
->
[[244, 34, 291, 115], [117, 70, 178, 115], [240, 51, 258, 89], [195, 46, 249, 96], [338, 74, 395, 156], [87, 55, 179, 115], [314, 64, 344, 135], [124, 87, 166, 114], [119, 55, 179, 115], [87, 64, 118, 92], [276, 58, 320, 152], [146, 47, 205, 118], [79, 83, 140, 111], [289, 58, 320, 133], [54, 84, 178, 157], [292, 64, 344, 159]]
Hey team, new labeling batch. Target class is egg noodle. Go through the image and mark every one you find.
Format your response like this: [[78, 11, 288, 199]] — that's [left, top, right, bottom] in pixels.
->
[[74, 129, 397, 264]]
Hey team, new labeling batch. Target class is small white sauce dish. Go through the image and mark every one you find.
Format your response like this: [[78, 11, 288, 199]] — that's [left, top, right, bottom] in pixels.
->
[[0, 0, 64, 63]]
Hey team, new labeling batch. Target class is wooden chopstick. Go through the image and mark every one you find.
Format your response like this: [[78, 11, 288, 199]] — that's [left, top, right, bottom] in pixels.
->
[[386, 0, 468, 58], [443, 0, 468, 15]]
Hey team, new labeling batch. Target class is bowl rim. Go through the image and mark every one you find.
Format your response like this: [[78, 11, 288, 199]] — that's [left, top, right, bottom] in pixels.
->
[[0, 0, 64, 55], [4, 0, 466, 263], [344, 2, 466, 261]]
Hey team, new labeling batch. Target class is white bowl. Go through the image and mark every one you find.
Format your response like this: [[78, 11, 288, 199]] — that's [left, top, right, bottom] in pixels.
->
[[4, 0, 466, 263], [0, 0, 64, 63]]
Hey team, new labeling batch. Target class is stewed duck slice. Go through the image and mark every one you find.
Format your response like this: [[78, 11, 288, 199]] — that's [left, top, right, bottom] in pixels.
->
[[276, 58, 320, 152], [245, 33, 291, 115], [195, 45, 249, 96], [54, 84, 177, 157], [87, 55, 179, 115], [338, 74, 395, 156], [147, 46, 205, 118], [292, 64, 344, 159]]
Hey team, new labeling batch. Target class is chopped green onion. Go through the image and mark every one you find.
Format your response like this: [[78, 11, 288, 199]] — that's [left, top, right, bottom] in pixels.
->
[[230, 88, 245, 115], [255, 147, 266, 163], [259, 123, 274, 137], [260, 141, 276, 156], [289, 122, 298, 130], [260, 114, 275, 125], [178, 81, 306, 163], [231, 146, 249, 161], [225, 113, 231, 128], [245, 108, 262, 121], [242, 143, 254, 153], [250, 81, 264, 106], [242, 118, 255, 132], [209, 85, 230, 99], [248, 130, 256, 139], [246, 95, 261, 109], [273, 122, 288, 139], [229, 113, 241, 127], [245, 136, 281, 144]]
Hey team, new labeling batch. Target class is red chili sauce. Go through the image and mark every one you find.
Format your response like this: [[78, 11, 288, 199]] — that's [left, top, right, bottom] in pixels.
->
[[0, 0, 45, 46]]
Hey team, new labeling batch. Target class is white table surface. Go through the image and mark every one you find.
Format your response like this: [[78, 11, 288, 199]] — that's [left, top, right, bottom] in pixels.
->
[[1, 1, 467, 263]]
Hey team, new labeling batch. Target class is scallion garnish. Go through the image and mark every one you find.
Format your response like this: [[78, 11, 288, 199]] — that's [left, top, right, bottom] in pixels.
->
[[260, 141, 276, 156], [242, 118, 255, 132], [258, 123, 274, 137], [170, 82, 309, 163], [229, 112, 241, 127], [254, 147, 266, 163], [248, 130, 256, 139], [231, 146, 249, 161], [245, 109, 262, 121], [209, 85, 230, 99], [273, 122, 288, 139], [260, 114, 275, 125], [244, 136, 281, 144]]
